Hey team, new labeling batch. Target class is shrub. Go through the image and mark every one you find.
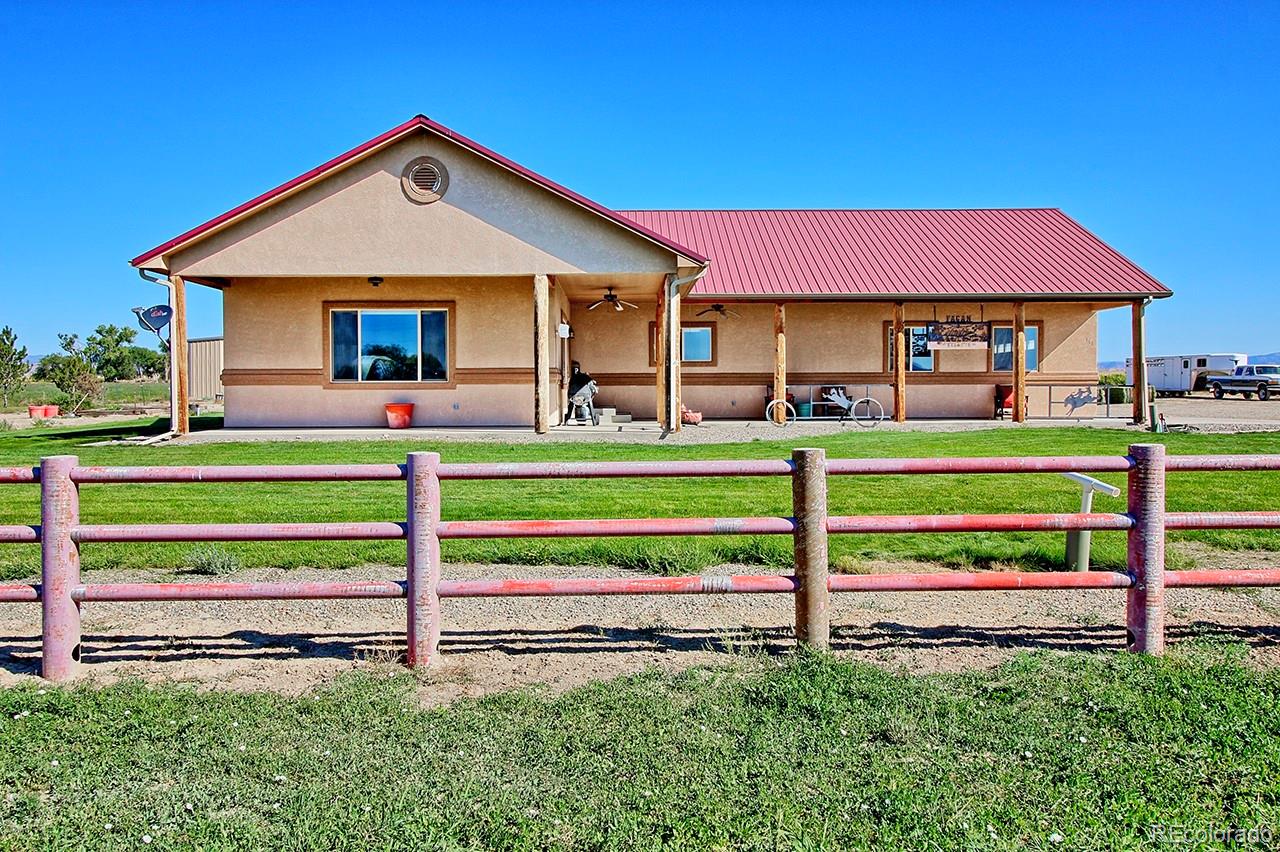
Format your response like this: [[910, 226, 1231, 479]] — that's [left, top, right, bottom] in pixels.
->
[[184, 545, 243, 576]]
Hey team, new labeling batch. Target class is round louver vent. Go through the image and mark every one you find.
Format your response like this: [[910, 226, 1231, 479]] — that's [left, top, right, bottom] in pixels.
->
[[401, 156, 449, 203]]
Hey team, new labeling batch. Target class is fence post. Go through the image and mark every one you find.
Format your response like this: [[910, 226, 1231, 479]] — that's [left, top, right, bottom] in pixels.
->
[[40, 456, 80, 681], [792, 448, 830, 650], [405, 452, 442, 667], [1126, 443, 1166, 654]]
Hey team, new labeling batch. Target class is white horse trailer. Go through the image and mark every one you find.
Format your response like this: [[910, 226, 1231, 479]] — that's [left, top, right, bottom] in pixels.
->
[[1126, 353, 1246, 396]]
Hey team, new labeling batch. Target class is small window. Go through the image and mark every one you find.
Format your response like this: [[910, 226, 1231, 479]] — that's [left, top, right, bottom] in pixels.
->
[[1182, 360, 1190, 369], [1196, 358, 1207, 368], [887, 326, 934, 372], [330, 308, 449, 382], [681, 327, 713, 362], [992, 326, 1039, 372], [649, 322, 716, 365]]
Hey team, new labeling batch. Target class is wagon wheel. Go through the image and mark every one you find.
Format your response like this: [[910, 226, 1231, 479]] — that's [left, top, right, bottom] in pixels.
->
[[851, 396, 884, 428], [764, 399, 796, 427]]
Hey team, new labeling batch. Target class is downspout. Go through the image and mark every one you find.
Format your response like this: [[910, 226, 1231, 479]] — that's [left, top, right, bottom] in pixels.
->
[[138, 269, 180, 438], [663, 263, 711, 433]]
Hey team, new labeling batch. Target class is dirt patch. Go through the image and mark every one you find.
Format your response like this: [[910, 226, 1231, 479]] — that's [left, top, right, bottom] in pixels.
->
[[1155, 394, 1280, 431], [2, 560, 1278, 704]]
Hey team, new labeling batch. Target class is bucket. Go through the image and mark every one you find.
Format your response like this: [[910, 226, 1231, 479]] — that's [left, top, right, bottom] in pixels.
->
[[797, 402, 812, 418], [384, 403, 415, 429]]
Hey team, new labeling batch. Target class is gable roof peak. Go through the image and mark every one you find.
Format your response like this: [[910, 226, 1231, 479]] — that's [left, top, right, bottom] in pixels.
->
[[130, 115, 708, 268]]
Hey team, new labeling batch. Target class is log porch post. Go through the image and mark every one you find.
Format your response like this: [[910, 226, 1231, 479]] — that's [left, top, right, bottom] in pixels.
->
[[773, 303, 787, 425], [171, 274, 190, 435], [892, 302, 906, 422], [533, 274, 550, 434], [1131, 300, 1148, 425], [558, 310, 570, 427], [1012, 301, 1027, 423], [666, 277, 682, 432], [656, 275, 680, 432], [655, 291, 667, 430]]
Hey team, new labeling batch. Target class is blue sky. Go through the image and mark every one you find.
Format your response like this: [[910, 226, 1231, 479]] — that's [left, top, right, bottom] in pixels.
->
[[1, 1, 1276, 362]]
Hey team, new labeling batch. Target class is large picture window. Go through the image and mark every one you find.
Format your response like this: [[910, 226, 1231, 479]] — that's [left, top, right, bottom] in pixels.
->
[[330, 308, 449, 382], [886, 325, 934, 372], [992, 325, 1039, 372]]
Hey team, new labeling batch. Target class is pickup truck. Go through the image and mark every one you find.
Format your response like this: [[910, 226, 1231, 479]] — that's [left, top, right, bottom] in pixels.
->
[[1210, 365, 1280, 400]]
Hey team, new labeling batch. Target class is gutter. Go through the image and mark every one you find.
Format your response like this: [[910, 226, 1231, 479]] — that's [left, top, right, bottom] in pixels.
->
[[661, 263, 712, 434], [670, 263, 711, 298], [137, 269, 180, 441]]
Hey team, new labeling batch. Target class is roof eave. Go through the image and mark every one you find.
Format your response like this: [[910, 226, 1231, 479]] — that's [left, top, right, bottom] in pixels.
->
[[684, 289, 1172, 303]]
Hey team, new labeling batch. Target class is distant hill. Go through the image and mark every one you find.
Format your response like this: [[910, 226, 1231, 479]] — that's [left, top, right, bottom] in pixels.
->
[[1097, 353, 1280, 371]]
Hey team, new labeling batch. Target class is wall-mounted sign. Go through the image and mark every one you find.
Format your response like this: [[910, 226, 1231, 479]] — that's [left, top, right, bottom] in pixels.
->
[[926, 319, 990, 350]]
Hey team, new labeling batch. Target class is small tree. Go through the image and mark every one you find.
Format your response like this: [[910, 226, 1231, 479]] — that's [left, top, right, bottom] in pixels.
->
[[33, 334, 102, 414], [85, 324, 141, 381], [0, 326, 29, 407], [124, 345, 166, 379]]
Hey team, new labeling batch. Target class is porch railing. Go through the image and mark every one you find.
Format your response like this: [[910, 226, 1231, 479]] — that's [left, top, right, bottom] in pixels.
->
[[3, 445, 1280, 681]]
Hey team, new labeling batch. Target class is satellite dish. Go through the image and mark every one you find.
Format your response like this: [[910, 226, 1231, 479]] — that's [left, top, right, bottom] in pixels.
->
[[132, 305, 173, 333]]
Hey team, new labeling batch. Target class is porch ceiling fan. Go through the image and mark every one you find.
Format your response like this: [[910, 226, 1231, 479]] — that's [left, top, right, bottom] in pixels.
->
[[588, 287, 638, 312], [695, 303, 741, 319]]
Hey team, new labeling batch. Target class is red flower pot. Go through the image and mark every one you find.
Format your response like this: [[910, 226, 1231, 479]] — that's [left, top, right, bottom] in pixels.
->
[[384, 403, 415, 429], [42, 405, 60, 418], [27, 406, 42, 418]]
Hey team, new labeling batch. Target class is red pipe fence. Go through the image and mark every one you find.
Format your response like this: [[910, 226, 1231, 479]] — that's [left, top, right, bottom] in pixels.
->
[[3, 445, 1280, 681]]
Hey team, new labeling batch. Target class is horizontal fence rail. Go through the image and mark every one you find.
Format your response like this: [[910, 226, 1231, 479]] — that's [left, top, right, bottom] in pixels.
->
[[1, 446, 1279, 680]]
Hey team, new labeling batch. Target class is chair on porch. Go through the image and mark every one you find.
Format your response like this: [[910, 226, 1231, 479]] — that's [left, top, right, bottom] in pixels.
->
[[994, 384, 1015, 419]]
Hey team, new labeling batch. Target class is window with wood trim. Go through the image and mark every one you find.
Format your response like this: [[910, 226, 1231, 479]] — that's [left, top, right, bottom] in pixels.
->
[[991, 325, 1040, 372], [886, 325, 934, 372], [648, 321, 717, 366], [329, 307, 450, 382]]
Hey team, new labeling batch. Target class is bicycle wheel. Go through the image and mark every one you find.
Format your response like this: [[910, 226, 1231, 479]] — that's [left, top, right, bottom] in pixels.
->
[[852, 396, 884, 427]]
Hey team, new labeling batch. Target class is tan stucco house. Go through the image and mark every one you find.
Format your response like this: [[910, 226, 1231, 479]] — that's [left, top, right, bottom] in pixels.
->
[[130, 115, 1171, 434]]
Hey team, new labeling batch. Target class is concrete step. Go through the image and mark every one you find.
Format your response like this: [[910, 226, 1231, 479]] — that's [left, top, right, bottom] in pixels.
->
[[564, 407, 632, 426]]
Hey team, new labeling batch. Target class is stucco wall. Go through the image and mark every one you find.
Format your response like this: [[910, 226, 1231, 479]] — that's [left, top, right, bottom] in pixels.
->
[[221, 276, 539, 427], [167, 133, 679, 279], [221, 280, 1103, 426], [572, 300, 1100, 420]]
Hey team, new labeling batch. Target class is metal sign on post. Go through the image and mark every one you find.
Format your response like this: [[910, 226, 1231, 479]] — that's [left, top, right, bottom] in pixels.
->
[[1061, 472, 1122, 571]]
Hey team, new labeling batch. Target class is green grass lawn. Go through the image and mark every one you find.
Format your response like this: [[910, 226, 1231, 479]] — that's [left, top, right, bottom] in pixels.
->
[[0, 419, 1278, 580], [1, 649, 1277, 849], [2, 382, 170, 414]]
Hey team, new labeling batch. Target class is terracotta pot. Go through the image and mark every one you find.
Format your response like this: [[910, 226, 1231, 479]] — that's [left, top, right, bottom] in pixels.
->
[[384, 402, 415, 429]]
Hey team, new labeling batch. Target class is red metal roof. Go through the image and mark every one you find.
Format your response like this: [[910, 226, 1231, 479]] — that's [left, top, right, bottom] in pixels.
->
[[131, 116, 708, 268], [617, 209, 1170, 300]]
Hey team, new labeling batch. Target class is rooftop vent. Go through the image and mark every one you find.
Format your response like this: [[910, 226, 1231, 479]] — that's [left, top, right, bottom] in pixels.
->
[[402, 157, 449, 204]]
